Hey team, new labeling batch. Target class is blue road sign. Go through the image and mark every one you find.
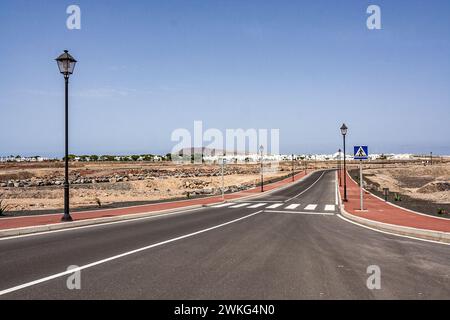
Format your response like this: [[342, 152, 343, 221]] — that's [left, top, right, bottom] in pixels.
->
[[354, 146, 369, 160]]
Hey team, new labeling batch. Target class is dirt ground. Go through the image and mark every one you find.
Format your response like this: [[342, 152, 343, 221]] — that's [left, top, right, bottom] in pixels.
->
[[0, 161, 315, 215], [350, 162, 450, 217], [362, 163, 449, 204]]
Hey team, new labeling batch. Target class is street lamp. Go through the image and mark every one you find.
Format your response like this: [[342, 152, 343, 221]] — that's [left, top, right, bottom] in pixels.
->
[[260, 145, 264, 192], [56, 50, 77, 222], [292, 154, 295, 182], [340, 123, 348, 201]]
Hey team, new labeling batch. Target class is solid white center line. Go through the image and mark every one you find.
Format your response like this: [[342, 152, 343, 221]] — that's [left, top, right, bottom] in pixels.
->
[[266, 203, 283, 209], [284, 171, 326, 202], [230, 203, 251, 208], [248, 203, 267, 208], [285, 204, 300, 210], [325, 205, 335, 211], [304, 204, 318, 210], [0, 210, 264, 297]]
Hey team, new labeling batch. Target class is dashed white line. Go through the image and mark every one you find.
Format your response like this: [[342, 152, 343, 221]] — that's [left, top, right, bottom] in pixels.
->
[[304, 204, 318, 211], [286, 204, 301, 210], [325, 205, 335, 211]]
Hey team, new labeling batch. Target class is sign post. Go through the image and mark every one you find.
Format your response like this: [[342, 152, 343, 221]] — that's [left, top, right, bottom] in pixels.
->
[[354, 146, 369, 211], [221, 158, 226, 200]]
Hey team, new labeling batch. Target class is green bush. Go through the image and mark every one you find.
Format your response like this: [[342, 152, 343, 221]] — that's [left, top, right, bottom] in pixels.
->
[[394, 193, 402, 202]]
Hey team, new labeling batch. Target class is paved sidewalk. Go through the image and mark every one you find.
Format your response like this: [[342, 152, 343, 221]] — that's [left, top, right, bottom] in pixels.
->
[[0, 171, 308, 231], [339, 171, 450, 233]]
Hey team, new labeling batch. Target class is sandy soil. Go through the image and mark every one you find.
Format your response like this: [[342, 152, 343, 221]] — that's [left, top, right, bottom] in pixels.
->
[[363, 163, 450, 204], [0, 161, 304, 212]]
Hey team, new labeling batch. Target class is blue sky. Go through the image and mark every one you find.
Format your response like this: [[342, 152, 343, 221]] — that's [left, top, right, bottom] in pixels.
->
[[0, 0, 449, 157]]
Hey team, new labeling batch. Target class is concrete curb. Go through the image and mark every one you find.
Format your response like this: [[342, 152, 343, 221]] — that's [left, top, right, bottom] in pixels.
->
[[339, 207, 450, 243], [0, 204, 203, 238], [338, 172, 450, 244]]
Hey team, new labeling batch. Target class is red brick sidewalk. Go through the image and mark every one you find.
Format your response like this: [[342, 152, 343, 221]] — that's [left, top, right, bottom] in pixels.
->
[[339, 171, 450, 233], [0, 171, 308, 231]]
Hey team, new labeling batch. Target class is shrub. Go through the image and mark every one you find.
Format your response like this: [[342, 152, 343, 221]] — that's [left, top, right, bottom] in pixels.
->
[[95, 197, 102, 207], [0, 198, 9, 216], [394, 193, 402, 202], [437, 208, 448, 215]]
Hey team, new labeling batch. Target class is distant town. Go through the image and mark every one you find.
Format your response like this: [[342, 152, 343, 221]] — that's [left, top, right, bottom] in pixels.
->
[[0, 152, 442, 163]]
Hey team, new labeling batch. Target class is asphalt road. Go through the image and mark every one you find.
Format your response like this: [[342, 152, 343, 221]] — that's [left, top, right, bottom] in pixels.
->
[[0, 170, 449, 299]]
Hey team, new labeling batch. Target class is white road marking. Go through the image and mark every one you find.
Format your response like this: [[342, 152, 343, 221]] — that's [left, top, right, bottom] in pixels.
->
[[248, 203, 267, 208], [304, 204, 318, 211], [0, 207, 205, 242], [229, 203, 251, 208], [0, 210, 264, 296], [211, 203, 234, 208], [284, 171, 326, 202], [265, 210, 334, 216], [335, 171, 339, 206], [266, 203, 283, 209], [285, 204, 301, 210], [325, 205, 335, 211]]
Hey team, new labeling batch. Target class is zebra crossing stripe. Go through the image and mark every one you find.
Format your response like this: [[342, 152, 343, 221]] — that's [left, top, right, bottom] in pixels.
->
[[286, 204, 300, 210], [248, 203, 267, 208], [324, 205, 335, 211], [266, 203, 283, 209], [212, 203, 234, 208], [230, 203, 251, 208], [304, 204, 317, 210]]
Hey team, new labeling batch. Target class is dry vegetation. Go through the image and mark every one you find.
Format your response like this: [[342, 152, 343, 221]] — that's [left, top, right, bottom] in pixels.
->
[[0, 161, 308, 213], [362, 163, 450, 204]]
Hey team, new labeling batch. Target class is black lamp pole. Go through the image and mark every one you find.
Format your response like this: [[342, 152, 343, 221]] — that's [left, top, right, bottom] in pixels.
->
[[340, 124, 348, 202], [260, 145, 264, 192], [292, 154, 295, 182], [338, 148, 342, 187], [56, 50, 77, 222], [63, 74, 71, 221]]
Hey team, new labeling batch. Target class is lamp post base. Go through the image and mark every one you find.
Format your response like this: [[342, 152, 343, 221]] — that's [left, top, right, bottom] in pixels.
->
[[61, 214, 73, 222]]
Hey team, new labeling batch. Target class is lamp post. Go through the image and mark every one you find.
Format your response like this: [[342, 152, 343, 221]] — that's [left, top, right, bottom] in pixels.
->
[[56, 50, 77, 222], [292, 154, 295, 182], [260, 145, 264, 192], [340, 123, 348, 201], [338, 148, 342, 187], [430, 152, 433, 166]]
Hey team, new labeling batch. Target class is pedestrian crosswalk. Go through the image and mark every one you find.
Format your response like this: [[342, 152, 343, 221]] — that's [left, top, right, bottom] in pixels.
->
[[211, 202, 337, 212]]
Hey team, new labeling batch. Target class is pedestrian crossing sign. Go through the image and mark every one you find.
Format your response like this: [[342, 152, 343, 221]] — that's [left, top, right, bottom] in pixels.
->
[[354, 146, 369, 160]]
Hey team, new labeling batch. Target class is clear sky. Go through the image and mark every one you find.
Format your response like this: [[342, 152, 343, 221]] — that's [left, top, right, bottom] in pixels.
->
[[0, 0, 449, 157]]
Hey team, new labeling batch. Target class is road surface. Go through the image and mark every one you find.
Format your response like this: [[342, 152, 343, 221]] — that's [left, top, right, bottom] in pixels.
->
[[0, 170, 449, 299]]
